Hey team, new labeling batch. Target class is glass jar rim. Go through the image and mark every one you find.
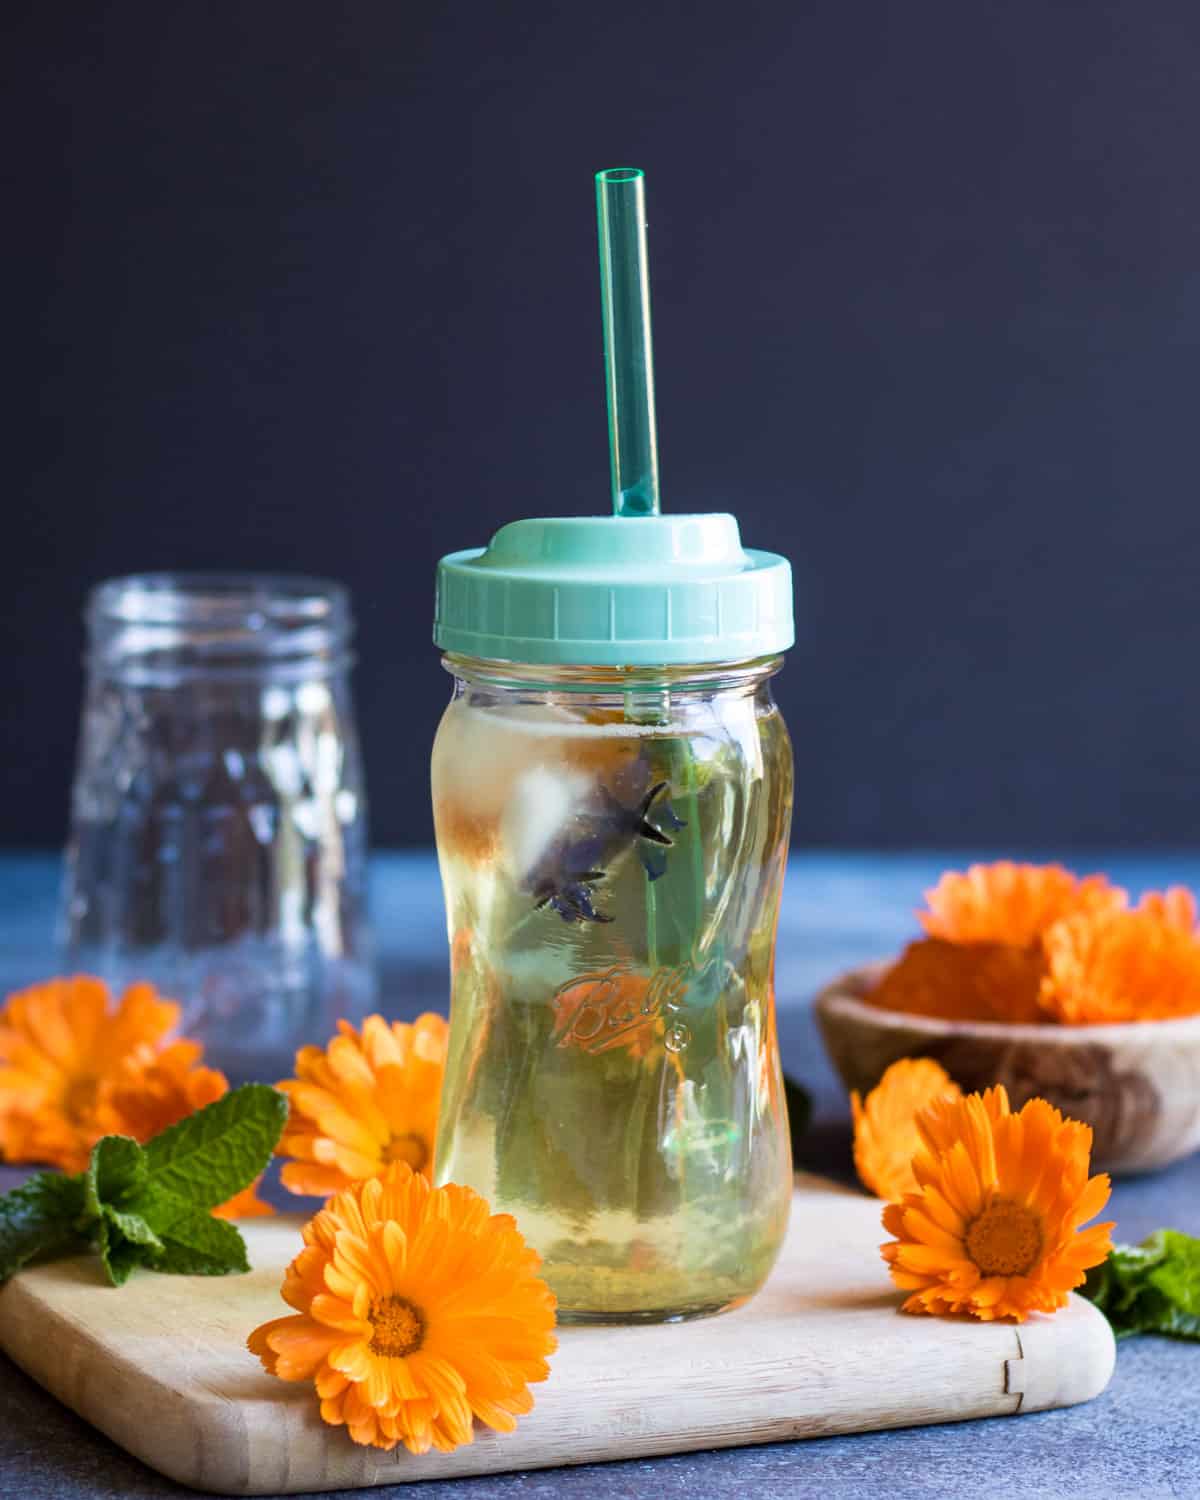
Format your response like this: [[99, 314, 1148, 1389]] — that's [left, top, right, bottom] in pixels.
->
[[86, 573, 355, 683], [89, 572, 349, 629]]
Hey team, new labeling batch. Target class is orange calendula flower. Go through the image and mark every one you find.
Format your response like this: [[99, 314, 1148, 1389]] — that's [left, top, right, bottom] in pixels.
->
[[0, 977, 272, 1216], [1040, 896, 1200, 1024], [870, 938, 1047, 1024], [248, 1163, 556, 1453], [277, 1014, 449, 1198], [0, 977, 179, 1171], [919, 862, 1126, 948], [881, 1086, 1114, 1322], [851, 1058, 961, 1200]]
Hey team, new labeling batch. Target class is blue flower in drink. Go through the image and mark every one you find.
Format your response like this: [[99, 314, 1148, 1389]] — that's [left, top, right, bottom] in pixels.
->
[[527, 771, 686, 924]]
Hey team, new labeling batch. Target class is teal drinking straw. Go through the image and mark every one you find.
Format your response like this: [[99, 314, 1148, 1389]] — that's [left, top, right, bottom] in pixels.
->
[[597, 167, 674, 969], [595, 168, 661, 518]]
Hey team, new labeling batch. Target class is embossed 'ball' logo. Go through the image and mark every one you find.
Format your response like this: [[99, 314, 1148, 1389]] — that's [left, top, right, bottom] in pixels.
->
[[551, 963, 691, 1056]]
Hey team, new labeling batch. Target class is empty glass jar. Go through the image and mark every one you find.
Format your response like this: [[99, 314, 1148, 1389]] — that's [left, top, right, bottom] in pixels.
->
[[61, 574, 375, 1081]]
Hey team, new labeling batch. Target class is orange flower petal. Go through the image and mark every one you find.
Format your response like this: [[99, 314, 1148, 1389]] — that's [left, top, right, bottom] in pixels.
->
[[213, 1178, 275, 1220], [851, 1058, 961, 1200], [1136, 886, 1197, 932], [282, 1160, 352, 1197], [262, 1318, 342, 1380], [919, 863, 1126, 947]]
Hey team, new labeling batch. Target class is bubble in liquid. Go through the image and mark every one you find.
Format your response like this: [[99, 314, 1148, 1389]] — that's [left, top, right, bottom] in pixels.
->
[[664, 1022, 691, 1054]]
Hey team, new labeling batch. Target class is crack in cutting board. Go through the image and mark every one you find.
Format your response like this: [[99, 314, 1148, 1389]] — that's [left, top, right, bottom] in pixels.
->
[[0, 1174, 1115, 1495]]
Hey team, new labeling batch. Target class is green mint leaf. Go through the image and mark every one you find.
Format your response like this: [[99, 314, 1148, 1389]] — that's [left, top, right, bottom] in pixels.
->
[[139, 1195, 249, 1276], [1084, 1228, 1200, 1341], [93, 1214, 154, 1287], [97, 1207, 164, 1286], [84, 1135, 148, 1220], [783, 1073, 812, 1157], [138, 1186, 250, 1274], [103, 1239, 144, 1287], [0, 1172, 88, 1282], [85, 1136, 153, 1285], [142, 1083, 287, 1213], [155, 1235, 249, 1277], [1146, 1229, 1200, 1317], [96, 1190, 248, 1283], [102, 1205, 163, 1252], [92, 1202, 164, 1287]]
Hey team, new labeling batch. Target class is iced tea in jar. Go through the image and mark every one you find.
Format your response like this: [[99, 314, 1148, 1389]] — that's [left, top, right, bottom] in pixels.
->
[[431, 515, 794, 1322], [431, 169, 796, 1322]]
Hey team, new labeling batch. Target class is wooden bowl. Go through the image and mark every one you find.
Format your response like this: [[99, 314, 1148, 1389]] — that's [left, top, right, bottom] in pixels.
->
[[815, 962, 1200, 1175]]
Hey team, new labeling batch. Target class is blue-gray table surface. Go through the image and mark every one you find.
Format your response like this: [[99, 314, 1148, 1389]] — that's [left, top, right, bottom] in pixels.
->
[[0, 851, 1197, 1500]]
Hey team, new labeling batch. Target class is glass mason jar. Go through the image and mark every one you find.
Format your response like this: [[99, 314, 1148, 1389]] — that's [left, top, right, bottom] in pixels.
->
[[60, 573, 375, 1081], [432, 651, 794, 1323]]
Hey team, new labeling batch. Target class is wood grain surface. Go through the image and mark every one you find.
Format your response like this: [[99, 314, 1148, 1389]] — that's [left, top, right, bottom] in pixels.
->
[[0, 1175, 1115, 1496]]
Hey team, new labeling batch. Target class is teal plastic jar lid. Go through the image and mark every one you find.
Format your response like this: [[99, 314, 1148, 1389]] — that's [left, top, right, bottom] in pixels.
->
[[434, 512, 793, 667]]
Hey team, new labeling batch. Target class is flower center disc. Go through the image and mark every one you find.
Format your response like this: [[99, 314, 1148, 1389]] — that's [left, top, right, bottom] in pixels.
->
[[368, 1294, 425, 1358], [965, 1199, 1044, 1277], [382, 1132, 428, 1172]]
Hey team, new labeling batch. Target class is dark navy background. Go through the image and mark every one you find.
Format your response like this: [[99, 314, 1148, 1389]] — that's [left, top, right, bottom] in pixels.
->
[[6, 3, 1200, 848]]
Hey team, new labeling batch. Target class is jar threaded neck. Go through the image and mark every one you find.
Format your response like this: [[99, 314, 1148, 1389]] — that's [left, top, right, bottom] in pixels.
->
[[86, 573, 354, 685]]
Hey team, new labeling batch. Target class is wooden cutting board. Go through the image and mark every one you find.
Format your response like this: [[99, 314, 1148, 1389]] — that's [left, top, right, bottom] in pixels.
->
[[0, 1175, 1115, 1496]]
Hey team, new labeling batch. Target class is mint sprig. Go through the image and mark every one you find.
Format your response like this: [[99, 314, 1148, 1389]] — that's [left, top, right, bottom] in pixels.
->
[[0, 1083, 287, 1287], [1084, 1229, 1200, 1340]]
